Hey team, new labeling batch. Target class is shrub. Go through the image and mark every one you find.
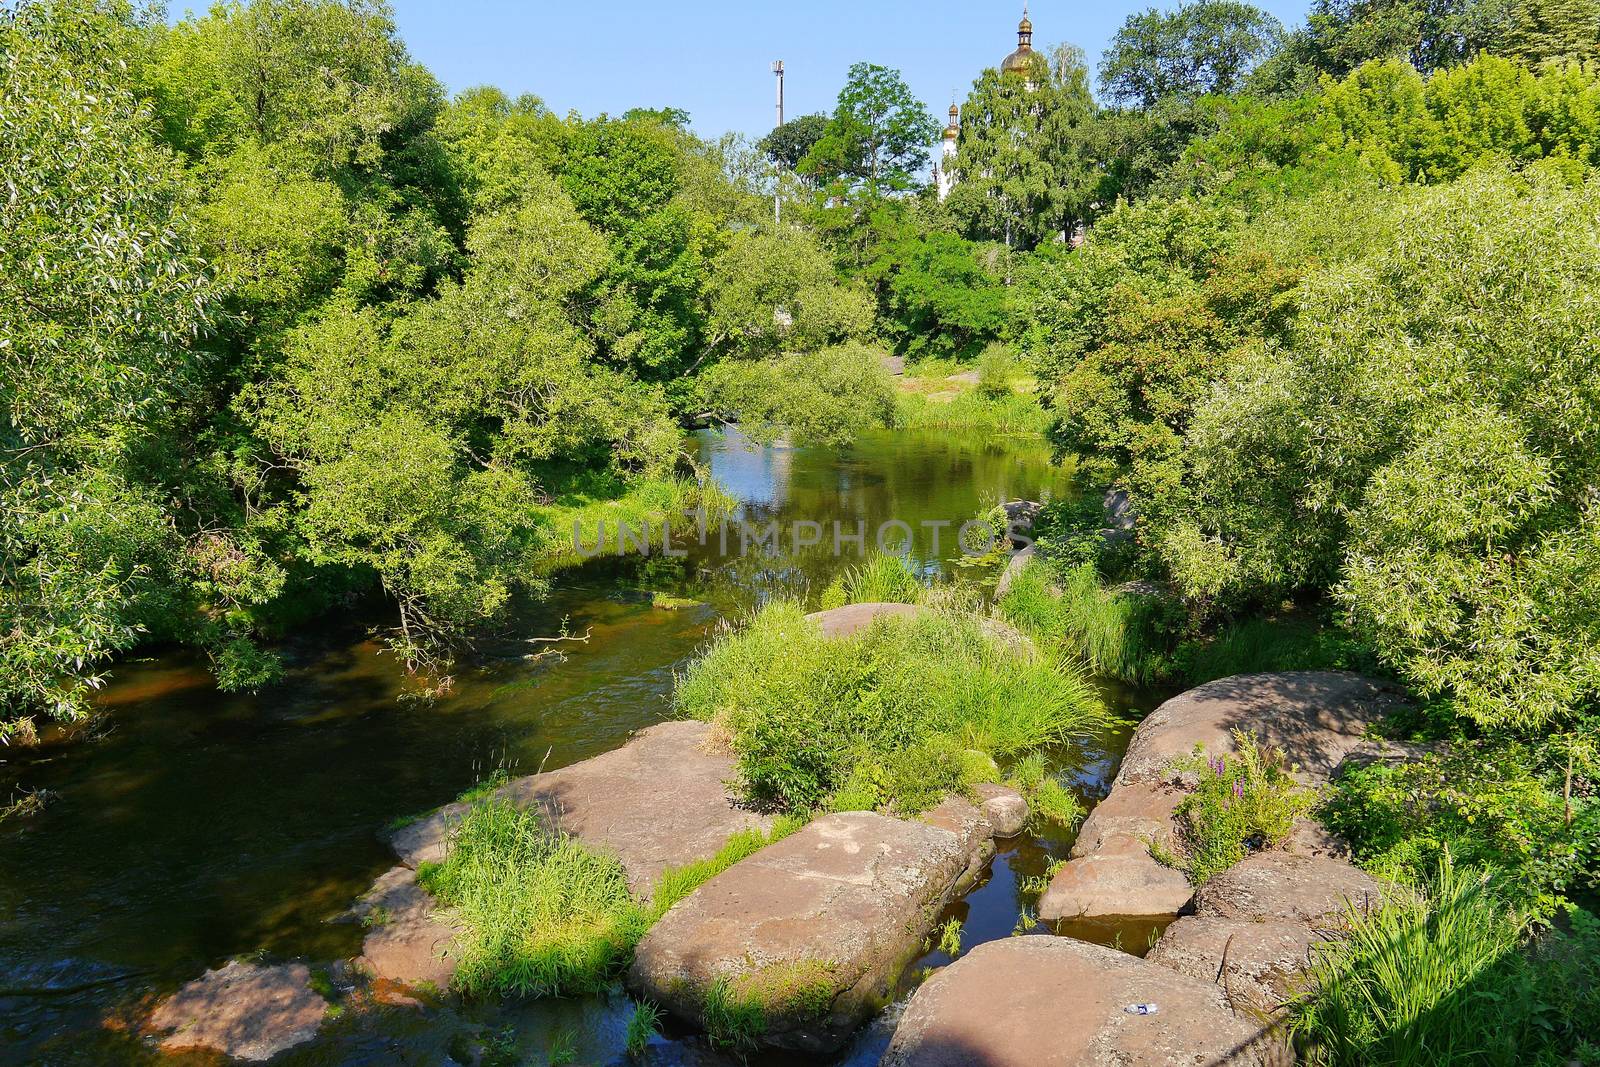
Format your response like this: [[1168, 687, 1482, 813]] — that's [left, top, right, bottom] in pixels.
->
[[674, 601, 1108, 814], [1158, 730, 1316, 884], [1322, 741, 1599, 920], [976, 341, 1018, 398], [1291, 859, 1600, 1067], [697, 341, 898, 447]]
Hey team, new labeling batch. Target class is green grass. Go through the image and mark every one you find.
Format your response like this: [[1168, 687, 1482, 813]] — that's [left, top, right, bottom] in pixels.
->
[[701, 960, 836, 1053], [418, 798, 806, 999], [999, 561, 1180, 685], [646, 814, 807, 920], [818, 552, 924, 610], [624, 999, 664, 1058], [895, 390, 1053, 434], [417, 801, 647, 997], [1006, 752, 1086, 830], [675, 601, 1109, 815], [1290, 858, 1600, 1066], [1174, 613, 1381, 684], [1153, 730, 1316, 885], [934, 916, 963, 957]]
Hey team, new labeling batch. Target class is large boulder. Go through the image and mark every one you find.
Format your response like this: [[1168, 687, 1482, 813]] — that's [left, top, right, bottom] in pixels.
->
[[353, 866, 465, 991], [879, 936, 1290, 1067], [1145, 916, 1321, 1015], [1038, 781, 1191, 922], [149, 961, 327, 1061], [1144, 852, 1384, 1015], [1115, 672, 1404, 789], [1192, 851, 1382, 927], [389, 720, 769, 893], [1040, 672, 1402, 923], [628, 810, 994, 1055]]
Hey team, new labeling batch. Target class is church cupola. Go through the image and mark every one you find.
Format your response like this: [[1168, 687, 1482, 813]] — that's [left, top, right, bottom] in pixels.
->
[[1001, 4, 1035, 76]]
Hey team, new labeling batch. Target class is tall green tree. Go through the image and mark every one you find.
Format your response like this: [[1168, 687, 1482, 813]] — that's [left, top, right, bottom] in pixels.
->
[[1, 2, 222, 733], [800, 63, 938, 198], [1100, 1, 1285, 107], [759, 113, 830, 176], [947, 44, 1100, 249]]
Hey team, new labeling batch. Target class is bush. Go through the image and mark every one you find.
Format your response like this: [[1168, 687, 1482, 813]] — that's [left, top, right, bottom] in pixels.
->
[[1173, 611, 1383, 685], [697, 341, 898, 447], [976, 342, 1018, 399], [1291, 858, 1600, 1067], [674, 601, 1108, 814], [1322, 741, 1599, 920], [1158, 730, 1316, 885]]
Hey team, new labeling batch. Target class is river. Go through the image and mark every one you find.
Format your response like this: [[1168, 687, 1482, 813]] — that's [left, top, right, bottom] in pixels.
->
[[0, 428, 1160, 1066]]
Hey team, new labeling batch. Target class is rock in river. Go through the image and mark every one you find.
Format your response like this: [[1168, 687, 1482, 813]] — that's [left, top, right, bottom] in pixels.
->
[[880, 936, 1290, 1067], [389, 720, 770, 893], [1040, 671, 1403, 923], [149, 960, 327, 1061], [628, 809, 994, 1055], [353, 865, 466, 991]]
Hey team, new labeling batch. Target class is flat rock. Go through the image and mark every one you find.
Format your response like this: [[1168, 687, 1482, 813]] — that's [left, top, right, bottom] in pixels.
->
[[1193, 851, 1382, 927], [806, 601, 923, 639], [150, 960, 327, 1062], [972, 784, 1028, 838], [628, 811, 991, 1054], [391, 721, 769, 893], [355, 866, 466, 991], [1040, 672, 1401, 924], [1039, 782, 1192, 922], [880, 936, 1290, 1067], [1145, 915, 1322, 1014]]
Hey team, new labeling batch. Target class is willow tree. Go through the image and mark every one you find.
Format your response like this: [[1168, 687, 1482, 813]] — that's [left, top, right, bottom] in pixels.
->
[[946, 44, 1100, 251]]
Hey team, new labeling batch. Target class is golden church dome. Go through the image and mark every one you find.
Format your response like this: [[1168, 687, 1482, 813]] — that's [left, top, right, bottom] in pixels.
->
[[943, 103, 959, 140], [1001, 5, 1035, 75]]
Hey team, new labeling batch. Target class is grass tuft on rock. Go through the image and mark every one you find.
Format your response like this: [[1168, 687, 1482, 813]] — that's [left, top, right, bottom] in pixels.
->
[[675, 600, 1108, 814], [701, 960, 837, 1053], [998, 561, 1180, 685], [419, 799, 805, 999], [418, 800, 646, 997], [1153, 730, 1315, 885]]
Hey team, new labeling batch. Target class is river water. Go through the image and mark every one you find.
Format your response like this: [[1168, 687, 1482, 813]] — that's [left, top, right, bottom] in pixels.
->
[[0, 429, 1160, 1066]]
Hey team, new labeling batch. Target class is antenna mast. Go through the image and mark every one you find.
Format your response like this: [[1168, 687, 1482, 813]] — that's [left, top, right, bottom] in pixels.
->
[[771, 60, 785, 224]]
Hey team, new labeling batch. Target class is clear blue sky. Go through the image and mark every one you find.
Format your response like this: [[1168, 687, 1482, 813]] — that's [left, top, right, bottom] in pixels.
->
[[382, 1, 1315, 140]]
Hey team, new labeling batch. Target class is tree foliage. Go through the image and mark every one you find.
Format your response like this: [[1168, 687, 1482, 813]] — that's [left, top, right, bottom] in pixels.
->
[[1100, 0, 1285, 107]]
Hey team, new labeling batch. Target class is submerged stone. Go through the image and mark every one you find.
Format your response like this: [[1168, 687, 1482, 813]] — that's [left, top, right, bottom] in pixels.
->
[[627, 810, 994, 1054], [880, 936, 1290, 1067], [149, 960, 327, 1062]]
